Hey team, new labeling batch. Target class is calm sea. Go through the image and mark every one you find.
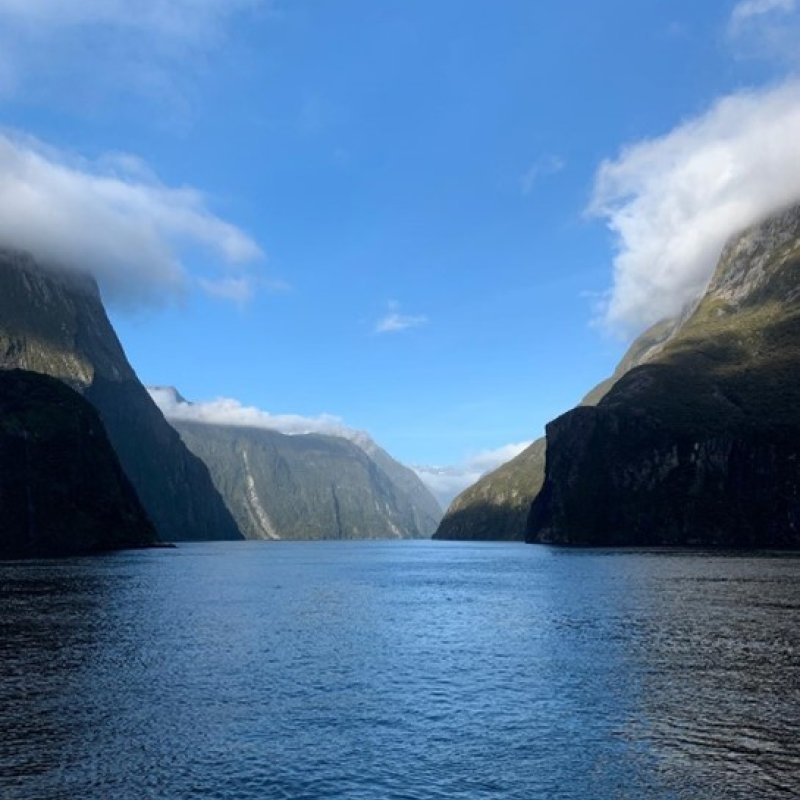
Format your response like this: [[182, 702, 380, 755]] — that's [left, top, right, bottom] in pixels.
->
[[1, 541, 798, 800]]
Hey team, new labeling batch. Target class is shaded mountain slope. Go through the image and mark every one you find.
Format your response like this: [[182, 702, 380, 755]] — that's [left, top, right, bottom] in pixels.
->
[[0, 251, 242, 542], [528, 203, 800, 547], [0, 369, 155, 557], [433, 317, 679, 541], [433, 439, 547, 541]]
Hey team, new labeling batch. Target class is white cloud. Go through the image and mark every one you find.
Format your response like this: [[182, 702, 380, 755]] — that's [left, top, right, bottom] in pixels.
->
[[374, 302, 428, 334], [728, 0, 800, 65], [589, 79, 800, 331], [0, 0, 263, 107], [149, 387, 358, 439], [466, 441, 533, 473], [411, 467, 481, 509], [0, 132, 262, 307], [198, 276, 256, 306], [520, 154, 565, 195], [375, 313, 428, 334], [0, 0, 261, 34], [414, 441, 532, 509], [730, 0, 795, 24]]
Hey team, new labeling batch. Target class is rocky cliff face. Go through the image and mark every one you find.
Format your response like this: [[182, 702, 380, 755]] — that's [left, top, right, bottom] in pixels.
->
[[0, 369, 155, 557], [0, 251, 242, 542], [433, 317, 679, 541], [528, 203, 800, 547], [171, 419, 441, 540]]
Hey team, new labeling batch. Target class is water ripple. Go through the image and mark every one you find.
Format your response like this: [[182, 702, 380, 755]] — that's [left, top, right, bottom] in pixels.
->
[[1, 542, 799, 799]]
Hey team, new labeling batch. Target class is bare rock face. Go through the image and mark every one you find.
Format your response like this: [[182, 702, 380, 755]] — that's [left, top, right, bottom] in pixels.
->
[[0, 251, 242, 542], [0, 369, 156, 557], [528, 203, 800, 547]]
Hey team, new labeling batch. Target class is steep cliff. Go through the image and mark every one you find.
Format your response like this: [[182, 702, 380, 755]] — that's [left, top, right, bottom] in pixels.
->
[[172, 419, 441, 540], [433, 317, 679, 540], [0, 251, 242, 542], [433, 439, 546, 541], [0, 369, 155, 557], [528, 203, 800, 547], [348, 431, 443, 536]]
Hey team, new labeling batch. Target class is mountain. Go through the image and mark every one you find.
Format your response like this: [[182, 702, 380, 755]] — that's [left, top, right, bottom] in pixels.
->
[[433, 440, 546, 541], [168, 415, 442, 540], [0, 369, 155, 557], [528, 203, 800, 547], [0, 250, 243, 542], [347, 431, 443, 535], [433, 317, 679, 540]]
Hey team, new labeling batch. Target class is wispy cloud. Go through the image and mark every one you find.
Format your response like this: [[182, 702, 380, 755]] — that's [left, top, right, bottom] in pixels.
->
[[413, 441, 532, 509], [0, 131, 262, 307], [589, 79, 800, 332], [731, 0, 795, 24], [0, 0, 262, 34], [374, 302, 428, 334], [198, 276, 256, 306], [520, 154, 565, 195], [728, 0, 800, 65], [199, 274, 289, 305], [0, 0, 263, 109]]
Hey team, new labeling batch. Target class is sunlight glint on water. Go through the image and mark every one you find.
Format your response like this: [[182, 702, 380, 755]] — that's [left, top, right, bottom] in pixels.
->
[[1, 541, 799, 800]]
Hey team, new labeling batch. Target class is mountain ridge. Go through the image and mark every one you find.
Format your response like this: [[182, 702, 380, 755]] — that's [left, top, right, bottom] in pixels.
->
[[0, 250, 243, 542], [433, 315, 679, 540], [527, 202, 800, 546], [170, 416, 442, 540], [435, 202, 800, 542]]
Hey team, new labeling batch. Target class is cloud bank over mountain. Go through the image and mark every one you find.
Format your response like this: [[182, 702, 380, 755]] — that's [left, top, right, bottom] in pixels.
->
[[591, 79, 800, 331], [0, 133, 262, 307], [148, 387, 352, 438], [149, 386, 528, 508]]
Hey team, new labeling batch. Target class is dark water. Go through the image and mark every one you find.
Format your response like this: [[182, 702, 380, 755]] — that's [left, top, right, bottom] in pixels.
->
[[1, 542, 799, 800]]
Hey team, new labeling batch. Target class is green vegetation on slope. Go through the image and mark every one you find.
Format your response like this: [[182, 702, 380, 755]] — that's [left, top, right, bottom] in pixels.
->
[[528, 203, 800, 547], [433, 317, 679, 540], [174, 421, 441, 540]]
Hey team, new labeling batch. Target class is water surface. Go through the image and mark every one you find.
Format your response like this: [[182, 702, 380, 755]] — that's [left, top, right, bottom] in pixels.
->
[[1, 541, 799, 799]]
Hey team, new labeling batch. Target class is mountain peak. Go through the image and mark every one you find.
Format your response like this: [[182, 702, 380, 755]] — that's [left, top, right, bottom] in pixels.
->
[[0, 251, 243, 542]]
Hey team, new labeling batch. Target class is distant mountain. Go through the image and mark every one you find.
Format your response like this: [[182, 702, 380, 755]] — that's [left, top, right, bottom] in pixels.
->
[[433, 440, 546, 541], [433, 318, 679, 540], [0, 369, 155, 557], [167, 413, 442, 540], [0, 250, 243, 542], [528, 203, 800, 546], [347, 431, 443, 535]]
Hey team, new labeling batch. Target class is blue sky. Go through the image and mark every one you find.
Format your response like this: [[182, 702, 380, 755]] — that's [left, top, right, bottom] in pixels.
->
[[1, 0, 800, 504]]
